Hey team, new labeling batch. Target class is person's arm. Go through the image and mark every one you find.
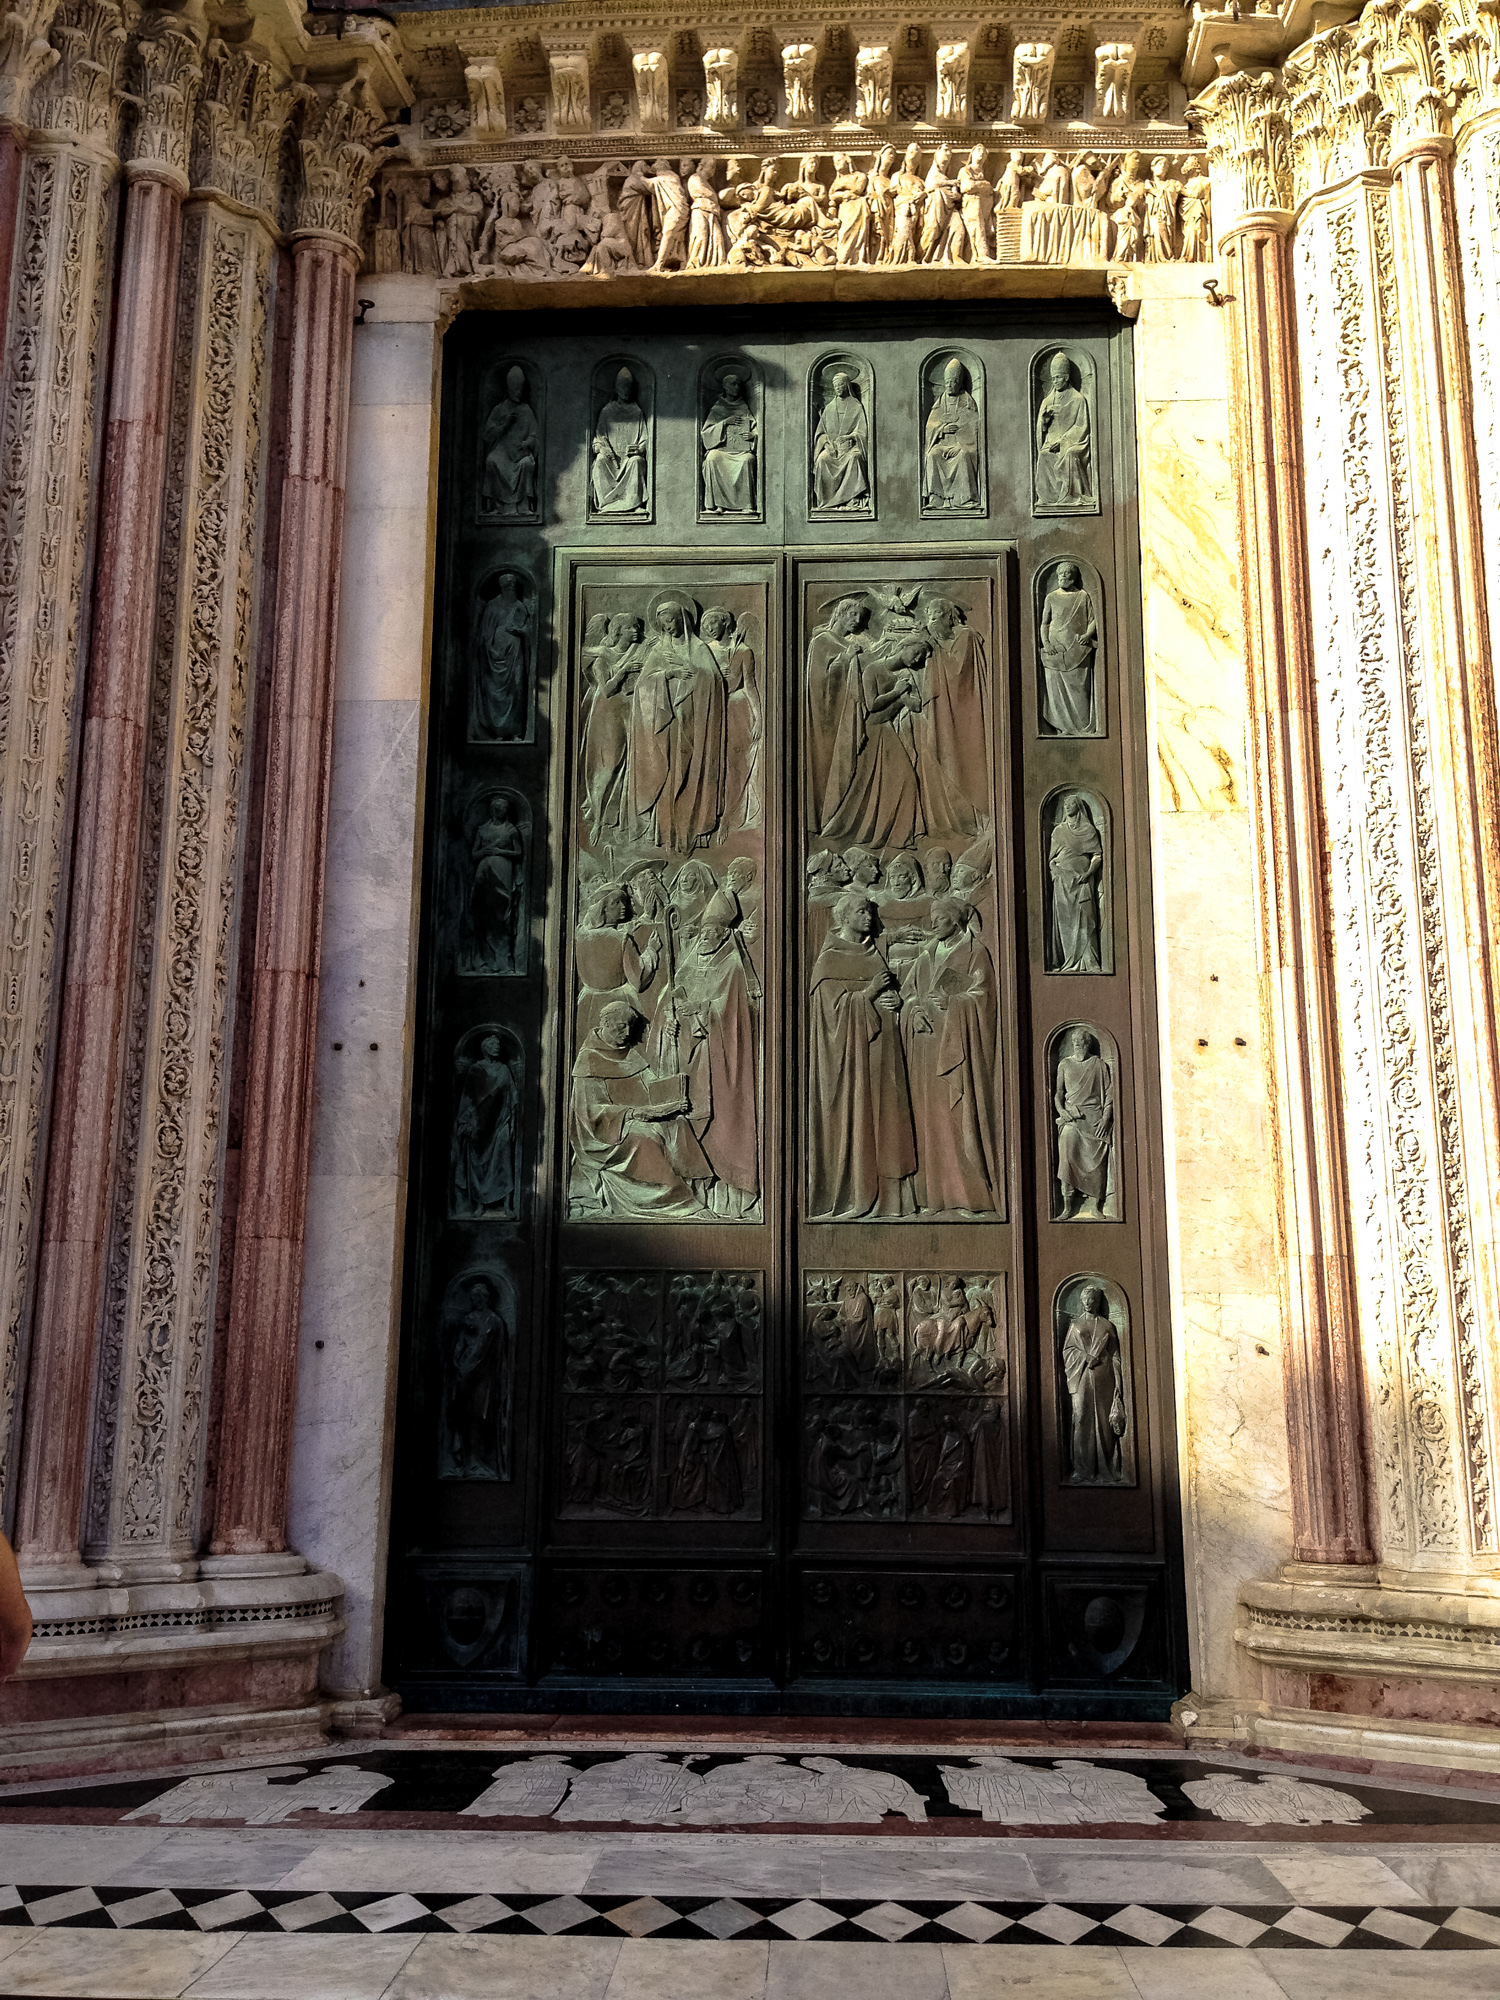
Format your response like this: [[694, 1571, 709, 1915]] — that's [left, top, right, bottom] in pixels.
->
[[0, 1532, 32, 1682]]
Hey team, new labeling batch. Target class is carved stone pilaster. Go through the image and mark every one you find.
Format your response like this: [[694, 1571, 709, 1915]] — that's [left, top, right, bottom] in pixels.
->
[[1193, 66, 1294, 240], [461, 49, 505, 139], [854, 43, 892, 124], [193, 40, 291, 223], [935, 38, 973, 123], [292, 76, 388, 251], [545, 46, 590, 136], [0, 0, 59, 126], [0, 0, 122, 1524], [703, 44, 739, 129], [126, 7, 201, 186], [627, 39, 668, 130]]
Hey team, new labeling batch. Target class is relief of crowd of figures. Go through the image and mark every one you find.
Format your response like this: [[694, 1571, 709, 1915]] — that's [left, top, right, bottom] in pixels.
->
[[472, 344, 1097, 533], [372, 146, 1211, 283]]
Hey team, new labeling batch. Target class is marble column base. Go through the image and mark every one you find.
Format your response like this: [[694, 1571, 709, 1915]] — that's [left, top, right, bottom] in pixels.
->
[[0, 1696, 333, 1783]]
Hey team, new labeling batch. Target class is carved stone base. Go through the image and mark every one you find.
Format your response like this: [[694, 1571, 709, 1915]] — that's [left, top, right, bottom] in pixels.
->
[[0, 1697, 334, 1782]]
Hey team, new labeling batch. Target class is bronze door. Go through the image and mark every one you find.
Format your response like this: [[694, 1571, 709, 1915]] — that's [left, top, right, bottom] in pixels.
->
[[388, 304, 1187, 1716]]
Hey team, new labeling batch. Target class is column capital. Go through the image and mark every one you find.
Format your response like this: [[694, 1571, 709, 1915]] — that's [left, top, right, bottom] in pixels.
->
[[1282, 25, 1392, 204], [1192, 66, 1294, 240], [125, 6, 202, 182], [291, 73, 390, 252], [0, 0, 59, 127], [31, 0, 128, 153], [193, 37, 292, 223]]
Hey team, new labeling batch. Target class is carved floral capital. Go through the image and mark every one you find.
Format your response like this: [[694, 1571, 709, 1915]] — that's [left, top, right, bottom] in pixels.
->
[[0, 0, 59, 126], [1283, 25, 1391, 203], [193, 39, 292, 221], [127, 8, 202, 179], [292, 75, 391, 249], [32, 0, 128, 149], [1190, 66, 1294, 233]]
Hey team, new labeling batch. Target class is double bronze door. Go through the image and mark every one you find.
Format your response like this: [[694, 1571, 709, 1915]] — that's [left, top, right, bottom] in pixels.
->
[[390, 305, 1185, 1714]]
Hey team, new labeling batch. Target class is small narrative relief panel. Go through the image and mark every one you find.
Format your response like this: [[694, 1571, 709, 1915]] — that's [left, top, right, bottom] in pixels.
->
[[1048, 1022, 1121, 1222], [469, 568, 536, 745], [436, 1266, 516, 1482], [569, 575, 767, 1222], [589, 357, 654, 521], [803, 1271, 1011, 1522], [809, 352, 875, 518], [920, 349, 987, 518], [1055, 1274, 1136, 1487], [1036, 558, 1104, 738], [478, 358, 542, 522], [1032, 345, 1098, 517], [560, 1270, 763, 1520], [803, 575, 1002, 1221], [1043, 787, 1112, 974], [700, 357, 762, 522]]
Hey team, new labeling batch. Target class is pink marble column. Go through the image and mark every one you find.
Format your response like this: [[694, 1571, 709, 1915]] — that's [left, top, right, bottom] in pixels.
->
[[209, 236, 356, 1556], [15, 167, 184, 1573]]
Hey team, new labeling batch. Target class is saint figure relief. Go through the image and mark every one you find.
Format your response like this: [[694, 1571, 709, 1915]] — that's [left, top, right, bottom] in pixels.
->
[[480, 365, 539, 516], [701, 368, 757, 514], [590, 365, 651, 515], [450, 1030, 520, 1219], [1054, 1026, 1116, 1218], [807, 892, 917, 1219], [1039, 563, 1100, 734], [923, 356, 983, 512], [900, 896, 1002, 1215], [1061, 1284, 1129, 1484], [812, 366, 872, 513], [439, 1273, 512, 1481], [675, 883, 762, 1219], [465, 793, 525, 974], [470, 572, 532, 742], [570, 999, 710, 1218], [580, 614, 645, 840], [1048, 792, 1105, 972], [629, 591, 728, 851], [1034, 349, 1095, 511]]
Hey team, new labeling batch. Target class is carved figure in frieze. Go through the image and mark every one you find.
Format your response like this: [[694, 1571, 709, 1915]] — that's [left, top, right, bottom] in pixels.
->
[[438, 1270, 513, 1480], [619, 159, 656, 268], [1053, 1026, 1117, 1219], [562, 1271, 658, 1393], [958, 147, 996, 263], [666, 1270, 760, 1391], [805, 1273, 901, 1390], [806, 596, 870, 814], [687, 157, 728, 268], [628, 592, 728, 850], [1059, 1282, 1130, 1485], [590, 364, 651, 516], [700, 366, 758, 514], [806, 849, 853, 904], [830, 154, 872, 267], [817, 631, 923, 847], [1013, 41, 1052, 122], [997, 151, 1033, 209], [1106, 150, 1145, 263], [1047, 792, 1106, 973], [914, 595, 991, 841], [923, 355, 983, 512], [648, 156, 690, 271], [889, 142, 926, 264], [804, 1398, 903, 1516], [1033, 349, 1095, 512], [811, 362, 872, 514], [581, 614, 645, 838], [401, 176, 440, 274], [431, 165, 484, 276], [1180, 156, 1212, 263], [555, 1751, 699, 1819], [701, 609, 761, 829], [470, 570, 533, 744], [867, 144, 899, 260], [1144, 155, 1180, 263], [480, 367, 539, 520], [807, 893, 916, 1219], [665, 1401, 754, 1513], [579, 163, 640, 276], [373, 181, 402, 275], [462, 1756, 576, 1819], [901, 898, 1002, 1215], [450, 1027, 521, 1219], [561, 1398, 654, 1512], [462, 790, 527, 975], [908, 1274, 1005, 1390], [570, 999, 709, 1217], [574, 871, 674, 1059], [908, 1397, 1008, 1518], [921, 145, 964, 263], [675, 881, 761, 1218], [1039, 561, 1100, 734], [799, 1758, 929, 1821]]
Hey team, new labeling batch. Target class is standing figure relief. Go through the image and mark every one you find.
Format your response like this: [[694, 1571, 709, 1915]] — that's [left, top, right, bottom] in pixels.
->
[[436, 1268, 514, 1481], [1056, 1277, 1134, 1486], [470, 570, 534, 743], [449, 1025, 523, 1220], [380, 147, 1211, 284], [1038, 560, 1101, 734], [458, 787, 528, 976], [1045, 789, 1109, 974]]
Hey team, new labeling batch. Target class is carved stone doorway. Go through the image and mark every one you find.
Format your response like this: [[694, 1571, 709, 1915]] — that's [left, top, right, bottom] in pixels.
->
[[387, 302, 1187, 1717]]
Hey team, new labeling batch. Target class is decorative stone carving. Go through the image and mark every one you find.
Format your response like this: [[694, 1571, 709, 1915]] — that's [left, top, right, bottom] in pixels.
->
[[1093, 40, 1135, 121], [548, 49, 590, 134], [437, 1267, 514, 1480], [1012, 39, 1053, 123], [193, 43, 291, 221], [809, 352, 873, 515], [781, 40, 817, 123], [429, 165, 484, 275], [124, 1767, 393, 1824], [699, 357, 760, 519], [1036, 557, 1102, 734], [0, 0, 59, 126], [31, 0, 128, 144], [292, 77, 390, 249], [457, 787, 529, 976], [125, 7, 201, 179], [1191, 67, 1293, 236], [804, 1399, 904, 1516], [921, 349, 986, 514], [855, 43, 892, 124], [703, 45, 738, 128], [449, 1026, 523, 1220], [1056, 1276, 1134, 1486], [630, 45, 668, 129], [463, 56, 506, 138], [479, 362, 541, 522], [663, 1399, 758, 1514], [943, 1758, 1163, 1823], [1032, 345, 1097, 514], [589, 357, 653, 517], [1049, 1023, 1120, 1220], [1182, 1772, 1370, 1824], [1043, 788, 1111, 974], [907, 1273, 1007, 1390], [470, 568, 535, 743], [463, 1751, 927, 1824], [935, 39, 970, 123]]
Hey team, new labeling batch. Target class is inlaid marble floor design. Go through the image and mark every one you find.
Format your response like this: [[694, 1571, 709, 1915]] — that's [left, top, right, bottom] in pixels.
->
[[1, 1737, 1500, 1995]]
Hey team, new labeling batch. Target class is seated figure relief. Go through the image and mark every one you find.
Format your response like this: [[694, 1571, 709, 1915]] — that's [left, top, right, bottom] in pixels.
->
[[479, 363, 539, 517], [811, 362, 872, 514], [922, 354, 984, 514], [1033, 348, 1097, 513], [590, 363, 651, 516], [700, 364, 758, 515]]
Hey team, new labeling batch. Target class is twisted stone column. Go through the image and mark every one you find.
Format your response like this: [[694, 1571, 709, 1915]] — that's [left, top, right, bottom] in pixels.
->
[[0, 0, 126, 1525], [210, 84, 385, 1557]]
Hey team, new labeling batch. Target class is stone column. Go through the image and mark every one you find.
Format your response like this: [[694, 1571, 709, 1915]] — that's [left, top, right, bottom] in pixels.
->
[[80, 41, 291, 1578], [15, 5, 199, 1577], [0, 0, 126, 1520], [1197, 71, 1374, 1567], [0, 0, 60, 343], [209, 81, 386, 1558]]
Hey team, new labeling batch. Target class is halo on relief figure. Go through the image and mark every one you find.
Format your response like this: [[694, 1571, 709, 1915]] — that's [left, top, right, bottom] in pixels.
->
[[648, 588, 701, 630]]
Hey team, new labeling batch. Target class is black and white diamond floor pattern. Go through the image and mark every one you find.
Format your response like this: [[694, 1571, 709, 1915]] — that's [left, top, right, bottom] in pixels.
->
[[1, 1885, 1498, 1948]]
